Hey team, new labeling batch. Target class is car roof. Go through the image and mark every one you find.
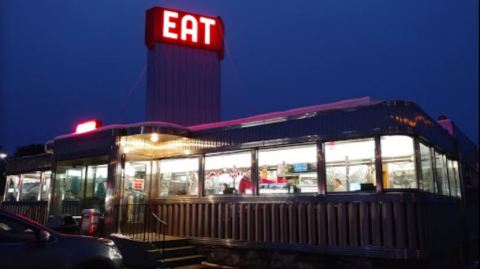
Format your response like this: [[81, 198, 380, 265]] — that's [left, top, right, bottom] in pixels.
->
[[0, 209, 59, 235]]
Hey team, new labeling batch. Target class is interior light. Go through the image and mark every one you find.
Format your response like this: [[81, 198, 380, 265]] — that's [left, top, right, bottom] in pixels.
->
[[151, 133, 160, 142], [120, 139, 127, 147], [75, 120, 102, 134]]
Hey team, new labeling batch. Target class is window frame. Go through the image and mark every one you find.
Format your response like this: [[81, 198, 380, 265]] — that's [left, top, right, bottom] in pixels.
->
[[203, 150, 253, 196], [417, 141, 436, 194], [257, 143, 319, 196], [19, 171, 42, 202], [323, 137, 377, 194], [155, 156, 201, 197], [380, 135, 418, 190]]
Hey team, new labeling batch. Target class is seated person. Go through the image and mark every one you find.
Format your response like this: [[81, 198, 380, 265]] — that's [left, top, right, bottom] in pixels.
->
[[332, 178, 347, 192], [222, 183, 235, 194]]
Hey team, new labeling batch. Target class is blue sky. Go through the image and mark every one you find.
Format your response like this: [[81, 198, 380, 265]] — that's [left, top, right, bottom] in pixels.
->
[[0, 0, 478, 153]]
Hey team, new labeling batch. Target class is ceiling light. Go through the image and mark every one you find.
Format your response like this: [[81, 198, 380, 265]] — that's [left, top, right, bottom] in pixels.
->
[[151, 133, 160, 142]]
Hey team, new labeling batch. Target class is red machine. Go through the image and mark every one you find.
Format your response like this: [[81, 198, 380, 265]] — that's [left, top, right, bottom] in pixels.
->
[[80, 209, 101, 236]]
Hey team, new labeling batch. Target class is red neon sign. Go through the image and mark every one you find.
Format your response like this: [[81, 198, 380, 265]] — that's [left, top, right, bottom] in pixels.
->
[[75, 120, 102, 134], [145, 7, 224, 59]]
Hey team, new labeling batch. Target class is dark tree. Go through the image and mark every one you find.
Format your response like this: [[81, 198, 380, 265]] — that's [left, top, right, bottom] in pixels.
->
[[14, 144, 45, 157]]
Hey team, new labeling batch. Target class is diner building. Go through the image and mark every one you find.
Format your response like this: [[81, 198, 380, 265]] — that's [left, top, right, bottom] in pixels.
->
[[2, 97, 478, 266], [1, 6, 478, 268]]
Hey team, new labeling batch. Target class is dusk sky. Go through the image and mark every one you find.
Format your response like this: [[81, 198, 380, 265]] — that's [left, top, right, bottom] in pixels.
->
[[0, 0, 478, 154]]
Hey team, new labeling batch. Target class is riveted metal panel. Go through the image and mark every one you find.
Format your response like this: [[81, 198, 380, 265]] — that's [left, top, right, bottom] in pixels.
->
[[146, 43, 221, 126], [191, 101, 460, 157]]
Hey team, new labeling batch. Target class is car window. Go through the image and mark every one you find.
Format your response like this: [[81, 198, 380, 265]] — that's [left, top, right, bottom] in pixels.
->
[[0, 215, 36, 243]]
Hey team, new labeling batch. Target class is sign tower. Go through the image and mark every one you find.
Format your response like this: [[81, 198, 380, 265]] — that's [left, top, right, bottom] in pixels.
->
[[145, 7, 224, 126]]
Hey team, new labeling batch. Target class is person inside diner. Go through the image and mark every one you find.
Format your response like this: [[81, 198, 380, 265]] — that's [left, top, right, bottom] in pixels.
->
[[238, 176, 252, 194], [332, 178, 347, 192]]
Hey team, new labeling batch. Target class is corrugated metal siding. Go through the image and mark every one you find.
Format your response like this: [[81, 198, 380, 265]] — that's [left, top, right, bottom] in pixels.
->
[[49, 100, 466, 160], [146, 43, 221, 126], [191, 101, 459, 156]]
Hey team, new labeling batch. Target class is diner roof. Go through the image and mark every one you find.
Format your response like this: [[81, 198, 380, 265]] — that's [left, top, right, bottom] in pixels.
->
[[54, 96, 379, 140]]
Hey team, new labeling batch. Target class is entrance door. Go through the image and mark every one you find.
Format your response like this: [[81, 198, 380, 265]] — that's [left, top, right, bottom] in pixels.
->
[[117, 161, 153, 239]]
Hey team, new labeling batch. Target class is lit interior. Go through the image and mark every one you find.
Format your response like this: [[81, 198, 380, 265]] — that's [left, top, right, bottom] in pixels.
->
[[381, 136, 414, 158], [205, 152, 251, 170], [325, 139, 375, 162], [120, 133, 214, 160], [160, 158, 199, 173], [258, 145, 316, 165]]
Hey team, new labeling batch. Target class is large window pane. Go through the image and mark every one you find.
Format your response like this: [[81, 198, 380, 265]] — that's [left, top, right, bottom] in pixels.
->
[[124, 162, 150, 204], [52, 165, 86, 215], [64, 167, 86, 201], [419, 143, 435, 193], [158, 158, 199, 196], [325, 138, 376, 192], [41, 171, 52, 201], [4, 175, 20, 201], [85, 164, 108, 212], [447, 159, 460, 198], [52, 157, 108, 216], [453, 161, 462, 198], [258, 145, 317, 194], [434, 151, 450, 196], [381, 136, 417, 189], [204, 152, 251, 195], [55, 166, 85, 201], [20, 172, 41, 201]]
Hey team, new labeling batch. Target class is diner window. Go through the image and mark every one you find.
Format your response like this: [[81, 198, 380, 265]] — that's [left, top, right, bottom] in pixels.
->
[[447, 159, 461, 198], [41, 171, 52, 201], [157, 158, 199, 196], [419, 143, 435, 193], [453, 161, 462, 198], [64, 167, 86, 201], [434, 151, 450, 196], [124, 161, 151, 204], [4, 175, 20, 201], [52, 165, 87, 215], [381, 136, 417, 189], [204, 152, 251, 195], [325, 138, 376, 192], [85, 165, 108, 212], [258, 145, 317, 194], [52, 157, 108, 216], [20, 172, 41, 201]]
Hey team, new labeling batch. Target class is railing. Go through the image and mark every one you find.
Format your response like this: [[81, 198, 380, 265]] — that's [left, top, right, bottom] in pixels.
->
[[114, 204, 168, 243], [61, 200, 81, 216], [0, 201, 49, 224], [152, 211, 168, 254], [112, 192, 463, 259]]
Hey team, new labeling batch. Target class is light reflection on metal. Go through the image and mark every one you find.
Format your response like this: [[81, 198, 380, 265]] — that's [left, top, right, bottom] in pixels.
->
[[240, 117, 287, 128], [390, 114, 433, 128], [119, 133, 225, 159]]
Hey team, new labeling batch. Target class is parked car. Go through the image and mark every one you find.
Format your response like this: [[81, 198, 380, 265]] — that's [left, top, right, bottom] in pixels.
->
[[0, 209, 122, 269]]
